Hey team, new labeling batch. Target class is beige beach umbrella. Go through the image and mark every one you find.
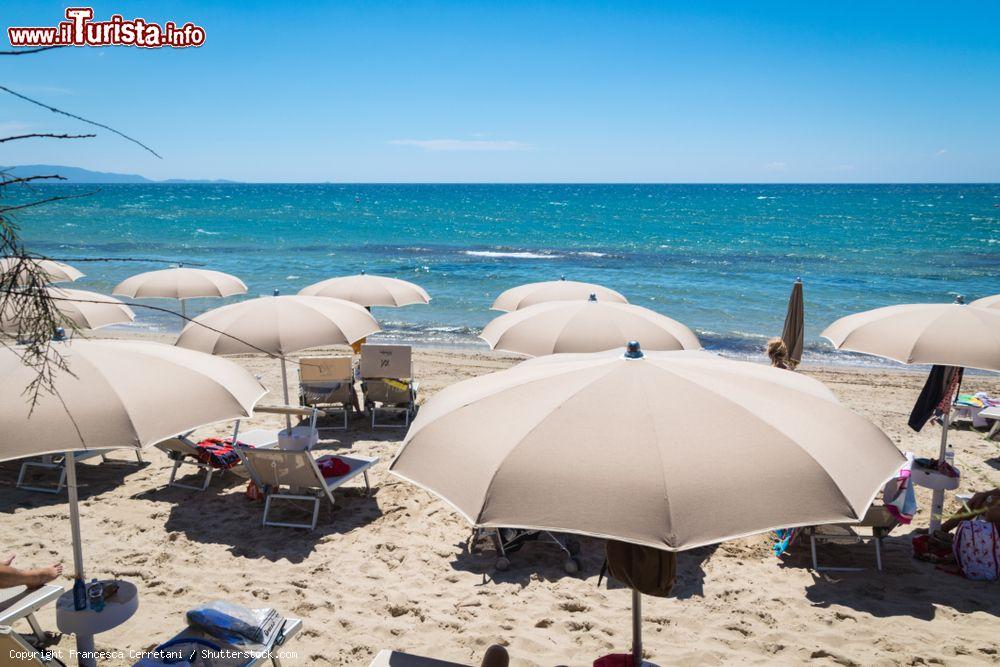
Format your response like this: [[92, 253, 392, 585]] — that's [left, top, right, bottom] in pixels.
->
[[0, 339, 266, 660], [970, 293, 1000, 310], [391, 344, 902, 662], [112, 267, 247, 318], [781, 279, 805, 368], [175, 295, 379, 419], [481, 296, 700, 356], [1, 287, 134, 333], [0, 257, 83, 284], [491, 278, 628, 312], [298, 271, 430, 308]]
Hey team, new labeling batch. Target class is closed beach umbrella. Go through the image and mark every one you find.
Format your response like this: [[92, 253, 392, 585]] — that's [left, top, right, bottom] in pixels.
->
[[175, 295, 379, 415], [1, 287, 134, 333], [113, 267, 247, 318], [781, 279, 805, 368], [821, 302, 1000, 530], [0, 339, 265, 661], [491, 278, 628, 312], [0, 257, 83, 284], [481, 297, 700, 356], [298, 272, 430, 308], [391, 344, 902, 662], [970, 293, 1000, 310]]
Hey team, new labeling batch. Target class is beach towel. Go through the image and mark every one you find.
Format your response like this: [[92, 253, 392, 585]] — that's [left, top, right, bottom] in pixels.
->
[[317, 456, 351, 478], [953, 520, 1000, 581], [883, 454, 917, 524], [908, 365, 963, 432], [194, 438, 249, 469]]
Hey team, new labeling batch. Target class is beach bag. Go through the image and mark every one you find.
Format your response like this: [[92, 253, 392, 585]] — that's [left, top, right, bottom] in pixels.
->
[[953, 520, 1000, 581], [602, 540, 676, 598]]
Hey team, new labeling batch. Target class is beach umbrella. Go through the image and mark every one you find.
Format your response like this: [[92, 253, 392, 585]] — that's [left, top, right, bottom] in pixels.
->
[[821, 302, 1000, 530], [491, 278, 628, 312], [0, 339, 266, 662], [391, 343, 902, 662], [1, 287, 134, 333], [970, 293, 1000, 310], [298, 271, 430, 308], [112, 267, 247, 318], [781, 279, 804, 368], [0, 257, 83, 284], [175, 295, 379, 423], [480, 296, 700, 356]]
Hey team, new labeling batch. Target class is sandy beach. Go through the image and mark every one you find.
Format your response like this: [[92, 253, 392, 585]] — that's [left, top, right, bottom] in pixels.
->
[[1, 333, 997, 666]]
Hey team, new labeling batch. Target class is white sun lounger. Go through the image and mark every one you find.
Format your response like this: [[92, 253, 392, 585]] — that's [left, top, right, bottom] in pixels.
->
[[360, 344, 419, 429], [239, 449, 378, 529], [17, 449, 143, 494], [157, 427, 282, 492], [0, 584, 63, 645], [0, 625, 60, 665]]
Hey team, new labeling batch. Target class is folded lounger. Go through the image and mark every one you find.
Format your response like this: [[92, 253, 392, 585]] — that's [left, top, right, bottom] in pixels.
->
[[360, 344, 419, 429], [239, 448, 378, 529], [298, 356, 356, 430], [17, 449, 143, 494]]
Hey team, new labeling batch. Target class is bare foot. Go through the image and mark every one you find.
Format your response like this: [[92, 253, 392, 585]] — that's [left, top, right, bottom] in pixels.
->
[[29, 563, 63, 586]]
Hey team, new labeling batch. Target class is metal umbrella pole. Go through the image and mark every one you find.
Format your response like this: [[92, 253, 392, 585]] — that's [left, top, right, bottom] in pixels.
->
[[929, 409, 952, 532], [631, 589, 643, 665], [279, 356, 292, 430], [65, 454, 97, 667]]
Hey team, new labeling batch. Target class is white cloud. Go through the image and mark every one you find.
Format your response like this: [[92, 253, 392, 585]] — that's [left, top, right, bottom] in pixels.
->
[[387, 138, 531, 152], [764, 161, 787, 171], [936, 148, 948, 156]]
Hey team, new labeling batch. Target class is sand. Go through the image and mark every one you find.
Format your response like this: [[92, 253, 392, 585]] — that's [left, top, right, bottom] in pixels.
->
[[1, 336, 998, 666]]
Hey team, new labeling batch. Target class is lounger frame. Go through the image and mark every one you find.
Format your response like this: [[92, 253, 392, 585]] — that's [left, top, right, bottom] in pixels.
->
[[17, 450, 142, 494]]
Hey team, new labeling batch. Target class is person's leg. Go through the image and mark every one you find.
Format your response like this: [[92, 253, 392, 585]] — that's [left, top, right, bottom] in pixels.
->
[[0, 558, 63, 588]]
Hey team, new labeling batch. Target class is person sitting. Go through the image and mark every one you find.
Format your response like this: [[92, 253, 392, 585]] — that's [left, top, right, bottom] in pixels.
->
[[939, 488, 1000, 533], [0, 555, 63, 589], [766, 337, 790, 370]]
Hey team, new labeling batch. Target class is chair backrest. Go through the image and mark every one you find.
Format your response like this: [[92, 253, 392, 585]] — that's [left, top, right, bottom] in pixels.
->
[[360, 344, 412, 379], [299, 356, 353, 383], [0, 626, 45, 664], [155, 436, 199, 458], [241, 449, 321, 490]]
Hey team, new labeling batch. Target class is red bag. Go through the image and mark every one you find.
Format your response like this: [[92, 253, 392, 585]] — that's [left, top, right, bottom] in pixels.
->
[[594, 655, 633, 667], [317, 457, 351, 478]]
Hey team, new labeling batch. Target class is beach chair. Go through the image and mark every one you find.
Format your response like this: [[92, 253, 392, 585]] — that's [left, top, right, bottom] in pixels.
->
[[0, 584, 63, 647], [0, 625, 63, 665], [804, 505, 900, 572], [133, 612, 302, 667], [298, 356, 356, 430], [369, 645, 509, 667], [156, 425, 282, 492], [239, 448, 378, 529], [360, 344, 418, 429], [16, 449, 143, 494]]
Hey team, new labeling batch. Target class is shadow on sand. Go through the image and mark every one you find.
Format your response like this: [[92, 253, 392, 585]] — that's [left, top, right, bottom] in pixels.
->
[[0, 455, 148, 512]]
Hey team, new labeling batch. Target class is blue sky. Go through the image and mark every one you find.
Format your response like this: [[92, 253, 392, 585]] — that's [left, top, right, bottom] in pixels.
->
[[2, 1, 999, 182]]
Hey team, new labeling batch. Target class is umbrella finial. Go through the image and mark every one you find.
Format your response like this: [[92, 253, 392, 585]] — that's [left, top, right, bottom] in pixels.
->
[[52, 327, 67, 341], [361, 268, 366, 275], [954, 294, 965, 305], [588, 293, 597, 302], [560, 274, 566, 281], [624, 340, 644, 359], [273, 289, 280, 297]]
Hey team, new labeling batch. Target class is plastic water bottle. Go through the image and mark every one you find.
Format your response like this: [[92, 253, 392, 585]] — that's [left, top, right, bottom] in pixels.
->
[[87, 579, 104, 612], [72, 577, 87, 611]]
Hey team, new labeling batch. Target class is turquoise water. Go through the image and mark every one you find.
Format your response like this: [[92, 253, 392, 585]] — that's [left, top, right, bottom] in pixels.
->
[[10, 183, 1000, 365]]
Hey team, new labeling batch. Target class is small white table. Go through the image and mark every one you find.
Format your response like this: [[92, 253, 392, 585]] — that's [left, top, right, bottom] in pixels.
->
[[56, 580, 138, 666]]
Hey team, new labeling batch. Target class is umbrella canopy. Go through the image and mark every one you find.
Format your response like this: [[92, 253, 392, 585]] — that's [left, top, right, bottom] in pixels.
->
[[298, 273, 430, 308], [820, 303, 1000, 372], [480, 298, 700, 356], [0, 257, 83, 284], [391, 346, 902, 551], [970, 293, 1000, 310], [0, 339, 267, 461], [1, 287, 134, 333], [112, 267, 247, 301], [491, 279, 628, 312], [781, 279, 804, 367]]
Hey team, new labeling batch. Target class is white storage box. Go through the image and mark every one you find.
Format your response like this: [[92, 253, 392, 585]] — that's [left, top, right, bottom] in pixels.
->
[[278, 426, 318, 451]]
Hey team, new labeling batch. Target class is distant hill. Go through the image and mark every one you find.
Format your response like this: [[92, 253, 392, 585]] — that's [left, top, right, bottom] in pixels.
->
[[2, 165, 238, 184]]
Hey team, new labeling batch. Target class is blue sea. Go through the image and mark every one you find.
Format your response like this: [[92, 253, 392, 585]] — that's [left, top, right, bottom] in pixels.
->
[[11, 183, 1000, 367]]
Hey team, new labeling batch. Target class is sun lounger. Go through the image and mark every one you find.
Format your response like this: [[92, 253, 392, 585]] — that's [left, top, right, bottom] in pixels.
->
[[134, 614, 301, 667], [239, 448, 378, 529], [980, 405, 1000, 441], [298, 356, 356, 430], [17, 449, 143, 494], [360, 344, 418, 429], [0, 584, 63, 646], [0, 626, 62, 665], [805, 505, 899, 571], [157, 426, 282, 492], [370, 645, 508, 667]]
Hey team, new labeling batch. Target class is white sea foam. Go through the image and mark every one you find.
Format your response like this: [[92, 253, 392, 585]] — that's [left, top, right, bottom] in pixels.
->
[[195, 228, 220, 236], [576, 251, 607, 257], [463, 250, 558, 259]]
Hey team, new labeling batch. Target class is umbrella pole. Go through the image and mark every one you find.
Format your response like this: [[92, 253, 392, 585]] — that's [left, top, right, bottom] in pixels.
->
[[929, 411, 951, 532], [180, 299, 186, 320], [631, 588, 643, 665], [65, 454, 97, 667], [280, 357, 291, 430]]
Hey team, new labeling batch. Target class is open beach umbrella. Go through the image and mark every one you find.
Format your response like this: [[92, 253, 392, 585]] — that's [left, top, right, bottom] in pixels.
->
[[1, 287, 134, 333], [480, 296, 700, 356], [491, 278, 628, 312], [0, 339, 266, 661], [175, 295, 379, 420], [391, 344, 902, 662], [298, 271, 430, 308], [112, 267, 248, 318], [821, 302, 1000, 529], [781, 279, 804, 368], [970, 293, 1000, 310], [0, 257, 83, 284]]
